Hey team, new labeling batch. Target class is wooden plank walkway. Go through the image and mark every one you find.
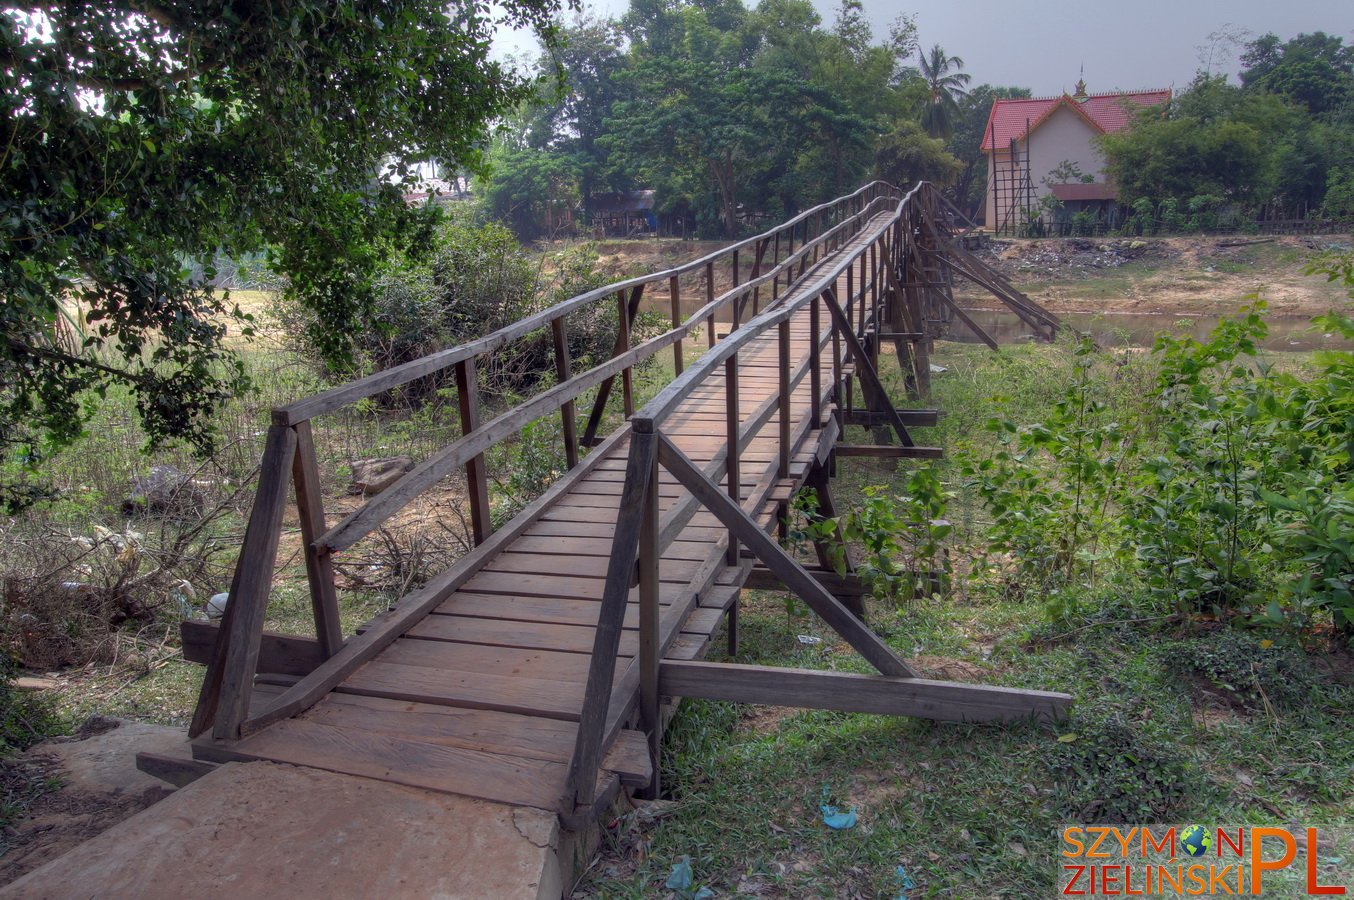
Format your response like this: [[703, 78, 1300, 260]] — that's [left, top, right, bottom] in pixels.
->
[[183, 183, 1070, 834], [190, 215, 882, 814]]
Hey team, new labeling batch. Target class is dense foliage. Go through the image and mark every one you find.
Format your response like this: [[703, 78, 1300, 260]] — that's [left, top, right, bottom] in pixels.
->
[[1, 0, 564, 509], [1101, 32, 1354, 225], [961, 257, 1354, 634], [278, 215, 625, 404], [479, 0, 1012, 240]]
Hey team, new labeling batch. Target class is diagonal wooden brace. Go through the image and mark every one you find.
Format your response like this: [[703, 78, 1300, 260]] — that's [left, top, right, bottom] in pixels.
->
[[822, 287, 915, 447], [657, 433, 916, 678]]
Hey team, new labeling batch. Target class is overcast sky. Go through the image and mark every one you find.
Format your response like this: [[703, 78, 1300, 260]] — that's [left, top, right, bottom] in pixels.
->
[[497, 0, 1351, 97]]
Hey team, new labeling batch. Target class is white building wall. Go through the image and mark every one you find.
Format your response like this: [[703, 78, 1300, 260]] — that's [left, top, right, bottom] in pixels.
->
[[986, 104, 1110, 231], [1027, 106, 1105, 199]]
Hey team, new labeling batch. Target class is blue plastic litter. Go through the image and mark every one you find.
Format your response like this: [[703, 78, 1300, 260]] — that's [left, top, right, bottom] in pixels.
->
[[894, 864, 916, 899], [665, 855, 715, 899], [819, 803, 857, 830]]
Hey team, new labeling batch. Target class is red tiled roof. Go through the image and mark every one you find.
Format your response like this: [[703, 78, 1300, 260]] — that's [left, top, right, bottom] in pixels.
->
[[980, 89, 1171, 151], [1050, 182, 1118, 202]]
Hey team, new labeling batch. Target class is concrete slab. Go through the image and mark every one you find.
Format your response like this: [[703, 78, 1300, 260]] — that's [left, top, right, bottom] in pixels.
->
[[37, 721, 186, 801], [0, 761, 562, 900]]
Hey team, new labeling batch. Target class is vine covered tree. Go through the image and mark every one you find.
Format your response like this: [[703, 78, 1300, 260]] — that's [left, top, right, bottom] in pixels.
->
[[1, 1, 564, 509]]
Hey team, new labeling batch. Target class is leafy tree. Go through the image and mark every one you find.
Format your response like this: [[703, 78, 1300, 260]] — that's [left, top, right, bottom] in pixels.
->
[[532, 17, 633, 214], [917, 44, 970, 139], [1, 0, 563, 510], [478, 127, 581, 240], [1101, 114, 1268, 209], [1240, 31, 1353, 119], [874, 121, 961, 189]]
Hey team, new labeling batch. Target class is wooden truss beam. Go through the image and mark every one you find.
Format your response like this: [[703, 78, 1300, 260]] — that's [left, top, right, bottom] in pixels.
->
[[661, 661, 1071, 724], [656, 433, 917, 678]]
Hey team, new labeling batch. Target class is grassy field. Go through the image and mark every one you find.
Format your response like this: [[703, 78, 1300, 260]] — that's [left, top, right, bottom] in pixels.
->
[[572, 336, 1354, 899]]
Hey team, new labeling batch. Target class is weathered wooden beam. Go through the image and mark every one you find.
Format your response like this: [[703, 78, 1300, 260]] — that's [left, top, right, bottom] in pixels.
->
[[822, 288, 915, 447], [551, 317, 580, 469], [198, 424, 297, 741], [291, 421, 343, 657], [935, 291, 999, 351], [567, 430, 656, 809], [743, 564, 869, 598], [835, 444, 944, 459], [581, 284, 646, 446], [660, 661, 1072, 723], [843, 409, 940, 428], [181, 621, 325, 677], [455, 357, 493, 546]]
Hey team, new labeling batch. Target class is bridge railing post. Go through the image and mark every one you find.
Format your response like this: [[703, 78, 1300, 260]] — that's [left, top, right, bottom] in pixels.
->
[[778, 320, 791, 479], [770, 231, 781, 302], [551, 317, 580, 469], [455, 358, 493, 545], [191, 423, 298, 740], [637, 423, 661, 798], [567, 425, 656, 809], [617, 291, 634, 418], [724, 354, 740, 566], [668, 274, 684, 376], [292, 421, 343, 659], [808, 290, 825, 421], [704, 261, 716, 347]]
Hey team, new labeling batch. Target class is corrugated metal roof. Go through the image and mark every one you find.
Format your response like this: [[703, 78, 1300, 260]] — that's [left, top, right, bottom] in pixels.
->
[[980, 89, 1171, 151]]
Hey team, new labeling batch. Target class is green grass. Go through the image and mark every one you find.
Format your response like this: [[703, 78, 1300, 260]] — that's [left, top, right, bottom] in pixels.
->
[[577, 596, 1352, 898], [574, 336, 1354, 898]]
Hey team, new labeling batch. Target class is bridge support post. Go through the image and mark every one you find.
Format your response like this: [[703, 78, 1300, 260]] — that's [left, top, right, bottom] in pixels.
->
[[637, 423, 662, 800], [567, 427, 657, 809]]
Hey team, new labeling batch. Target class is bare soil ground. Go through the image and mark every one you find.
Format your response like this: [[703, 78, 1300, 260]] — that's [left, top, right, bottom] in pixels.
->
[[0, 718, 183, 887], [957, 234, 1354, 317]]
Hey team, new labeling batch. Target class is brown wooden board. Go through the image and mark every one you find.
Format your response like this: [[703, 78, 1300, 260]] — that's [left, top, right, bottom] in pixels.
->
[[264, 692, 652, 786], [660, 660, 1072, 723], [408, 616, 641, 656], [181, 621, 325, 678], [378, 639, 600, 682], [198, 718, 572, 811], [432, 593, 642, 628], [339, 659, 622, 721]]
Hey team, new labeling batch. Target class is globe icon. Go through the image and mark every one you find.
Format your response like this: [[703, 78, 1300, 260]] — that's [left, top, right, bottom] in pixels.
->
[[1180, 825, 1212, 858]]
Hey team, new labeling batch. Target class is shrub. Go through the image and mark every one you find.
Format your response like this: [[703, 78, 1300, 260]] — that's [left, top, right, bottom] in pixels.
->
[[1157, 629, 1318, 711], [1047, 700, 1200, 822], [0, 497, 242, 668], [960, 336, 1142, 603], [278, 219, 638, 410]]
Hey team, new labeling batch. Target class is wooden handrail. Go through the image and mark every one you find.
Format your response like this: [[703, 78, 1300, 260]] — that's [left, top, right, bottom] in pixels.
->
[[303, 192, 900, 552], [273, 182, 901, 426], [633, 185, 921, 427]]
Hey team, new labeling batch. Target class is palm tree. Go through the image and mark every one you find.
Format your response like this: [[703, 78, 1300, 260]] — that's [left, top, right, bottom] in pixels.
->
[[918, 44, 971, 140]]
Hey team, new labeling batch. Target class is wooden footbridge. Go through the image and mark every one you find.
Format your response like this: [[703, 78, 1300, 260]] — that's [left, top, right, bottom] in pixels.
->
[[179, 182, 1070, 829]]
